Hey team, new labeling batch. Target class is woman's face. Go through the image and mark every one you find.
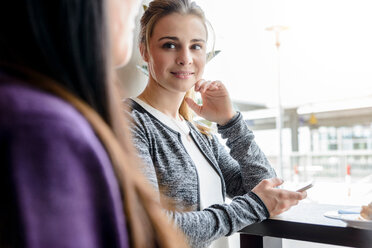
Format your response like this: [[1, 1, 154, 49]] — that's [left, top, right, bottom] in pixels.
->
[[110, 0, 141, 67], [143, 13, 207, 94]]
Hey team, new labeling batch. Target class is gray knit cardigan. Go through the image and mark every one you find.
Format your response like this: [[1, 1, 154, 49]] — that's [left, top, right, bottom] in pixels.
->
[[126, 99, 276, 248]]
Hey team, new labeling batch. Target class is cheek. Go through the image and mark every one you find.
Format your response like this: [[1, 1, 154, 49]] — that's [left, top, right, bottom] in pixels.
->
[[149, 54, 169, 74], [195, 57, 206, 77], [147, 58, 160, 80]]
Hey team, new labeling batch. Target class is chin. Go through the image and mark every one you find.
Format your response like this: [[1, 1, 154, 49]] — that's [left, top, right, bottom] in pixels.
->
[[178, 86, 194, 93], [115, 53, 132, 68], [115, 58, 130, 68], [114, 45, 133, 68]]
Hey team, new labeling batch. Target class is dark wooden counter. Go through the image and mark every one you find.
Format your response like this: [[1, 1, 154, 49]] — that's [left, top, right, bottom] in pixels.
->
[[240, 203, 372, 247]]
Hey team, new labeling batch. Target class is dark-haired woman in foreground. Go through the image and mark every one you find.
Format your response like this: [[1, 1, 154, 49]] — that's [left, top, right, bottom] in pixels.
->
[[0, 0, 187, 247]]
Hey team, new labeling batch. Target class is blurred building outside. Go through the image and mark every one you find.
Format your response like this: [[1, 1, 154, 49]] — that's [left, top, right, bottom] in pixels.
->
[[234, 97, 372, 207]]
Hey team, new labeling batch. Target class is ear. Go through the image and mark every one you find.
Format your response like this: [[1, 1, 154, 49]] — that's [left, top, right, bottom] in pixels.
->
[[139, 43, 149, 62]]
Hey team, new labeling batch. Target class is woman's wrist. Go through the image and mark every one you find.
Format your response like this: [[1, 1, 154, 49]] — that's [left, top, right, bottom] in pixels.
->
[[217, 111, 237, 126]]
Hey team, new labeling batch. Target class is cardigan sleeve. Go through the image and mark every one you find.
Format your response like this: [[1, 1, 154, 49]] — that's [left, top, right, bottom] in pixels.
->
[[215, 112, 277, 196], [170, 191, 268, 247], [129, 117, 161, 192]]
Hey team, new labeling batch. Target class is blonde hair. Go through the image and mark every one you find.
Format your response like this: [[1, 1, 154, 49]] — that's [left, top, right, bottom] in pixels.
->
[[140, 0, 213, 135]]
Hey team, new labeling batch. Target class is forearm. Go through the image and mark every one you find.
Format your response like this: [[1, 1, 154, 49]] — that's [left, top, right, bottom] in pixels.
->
[[218, 112, 276, 191], [170, 192, 269, 248]]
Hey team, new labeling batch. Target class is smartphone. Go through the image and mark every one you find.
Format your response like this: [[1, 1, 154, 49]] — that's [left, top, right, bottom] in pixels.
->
[[296, 181, 314, 192]]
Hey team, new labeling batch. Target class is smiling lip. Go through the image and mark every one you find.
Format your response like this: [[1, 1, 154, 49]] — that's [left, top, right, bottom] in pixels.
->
[[171, 71, 194, 79]]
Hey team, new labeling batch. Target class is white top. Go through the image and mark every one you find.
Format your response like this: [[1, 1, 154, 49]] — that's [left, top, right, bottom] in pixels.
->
[[132, 98, 228, 248]]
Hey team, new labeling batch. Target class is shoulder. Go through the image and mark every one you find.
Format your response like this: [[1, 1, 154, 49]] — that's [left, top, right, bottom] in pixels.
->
[[124, 98, 152, 125], [0, 81, 115, 201], [1, 82, 85, 126], [123, 98, 170, 135], [0, 81, 105, 155]]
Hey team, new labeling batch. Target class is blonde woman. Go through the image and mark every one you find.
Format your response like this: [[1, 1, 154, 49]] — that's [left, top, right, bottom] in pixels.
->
[[127, 0, 307, 247]]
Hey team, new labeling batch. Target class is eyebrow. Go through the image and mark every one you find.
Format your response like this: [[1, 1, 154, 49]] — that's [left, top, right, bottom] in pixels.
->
[[158, 36, 206, 43]]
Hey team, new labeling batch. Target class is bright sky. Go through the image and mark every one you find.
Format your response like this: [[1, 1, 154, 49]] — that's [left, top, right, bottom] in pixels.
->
[[197, 0, 372, 108]]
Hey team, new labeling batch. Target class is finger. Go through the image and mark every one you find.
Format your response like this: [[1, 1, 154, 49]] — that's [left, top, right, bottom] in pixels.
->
[[209, 81, 219, 90], [282, 201, 298, 213], [199, 80, 213, 93], [206, 81, 219, 91], [288, 191, 306, 200], [194, 79, 205, 92], [300, 191, 307, 199], [267, 177, 284, 188], [185, 97, 202, 116], [212, 81, 224, 90]]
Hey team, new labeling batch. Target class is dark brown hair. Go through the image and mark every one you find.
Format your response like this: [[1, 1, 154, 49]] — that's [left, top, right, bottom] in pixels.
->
[[0, 0, 188, 247]]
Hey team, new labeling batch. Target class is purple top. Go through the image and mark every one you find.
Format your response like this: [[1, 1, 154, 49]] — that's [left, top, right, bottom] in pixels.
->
[[0, 71, 129, 248]]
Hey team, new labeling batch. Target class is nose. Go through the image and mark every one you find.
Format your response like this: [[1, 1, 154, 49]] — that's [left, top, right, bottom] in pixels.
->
[[176, 49, 192, 66]]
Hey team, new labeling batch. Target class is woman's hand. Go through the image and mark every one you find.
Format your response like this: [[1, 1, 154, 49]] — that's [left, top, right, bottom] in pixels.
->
[[252, 178, 307, 217], [185, 79, 236, 125]]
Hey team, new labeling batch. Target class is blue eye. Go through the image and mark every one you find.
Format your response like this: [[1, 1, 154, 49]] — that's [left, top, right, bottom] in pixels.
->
[[192, 44, 202, 50], [162, 43, 176, 49]]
